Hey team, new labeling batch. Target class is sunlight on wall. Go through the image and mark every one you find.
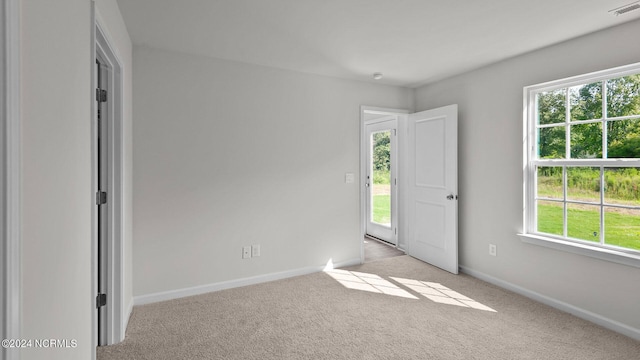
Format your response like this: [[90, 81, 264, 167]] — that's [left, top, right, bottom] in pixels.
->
[[324, 259, 335, 271]]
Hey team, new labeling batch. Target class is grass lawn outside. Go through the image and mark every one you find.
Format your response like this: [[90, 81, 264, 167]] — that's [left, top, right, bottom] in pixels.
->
[[538, 203, 640, 250], [373, 194, 391, 225]]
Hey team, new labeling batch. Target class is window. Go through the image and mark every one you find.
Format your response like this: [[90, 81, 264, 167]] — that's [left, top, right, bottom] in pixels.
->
[[523, 63, 640, 262]]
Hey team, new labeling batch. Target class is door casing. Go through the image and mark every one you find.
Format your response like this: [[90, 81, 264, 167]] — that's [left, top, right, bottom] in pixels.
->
[[92, 9, 127, 350]]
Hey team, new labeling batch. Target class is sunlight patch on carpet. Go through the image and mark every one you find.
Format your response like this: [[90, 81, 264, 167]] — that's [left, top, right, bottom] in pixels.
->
[[391, 277, 496, 312], [324, 269, 419, 299]]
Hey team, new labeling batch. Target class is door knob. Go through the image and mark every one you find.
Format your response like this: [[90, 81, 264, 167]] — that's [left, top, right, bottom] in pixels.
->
[[446, 194, 455, 200]]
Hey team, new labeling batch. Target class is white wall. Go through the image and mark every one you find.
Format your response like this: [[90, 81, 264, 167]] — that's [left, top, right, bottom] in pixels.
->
[[2, 2, 21, 358], [132, 46, 413, 297], [0, 0, 6, 351], [21, 0, 92, 359], [20, 0, 132, 358], [95, 0, 134, 329], [414, 19, 640, 335]]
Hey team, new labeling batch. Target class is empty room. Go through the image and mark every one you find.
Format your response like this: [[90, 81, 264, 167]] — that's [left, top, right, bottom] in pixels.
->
[[2, 1, 640, 359]]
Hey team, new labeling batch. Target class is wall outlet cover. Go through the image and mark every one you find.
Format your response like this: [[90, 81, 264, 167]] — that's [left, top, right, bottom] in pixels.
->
[[242, 246, 251, 259]]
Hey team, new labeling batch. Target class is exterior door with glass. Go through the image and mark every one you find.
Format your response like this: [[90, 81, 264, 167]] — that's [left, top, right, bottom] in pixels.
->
[[365, 118, 397, 244]]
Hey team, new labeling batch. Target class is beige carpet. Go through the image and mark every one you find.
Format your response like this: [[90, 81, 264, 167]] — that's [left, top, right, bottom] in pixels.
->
[[97, 256, 640, 359]]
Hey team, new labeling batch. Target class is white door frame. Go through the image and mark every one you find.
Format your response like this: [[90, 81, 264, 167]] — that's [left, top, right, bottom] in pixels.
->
[[92, 8, 126, 349], [2, 1, 21, 359], [360, 106, 409, 262]]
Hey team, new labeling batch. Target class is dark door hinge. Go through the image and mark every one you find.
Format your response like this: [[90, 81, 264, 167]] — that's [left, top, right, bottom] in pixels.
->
[[96, 88, 107, 103], [96, 293, 107, 308], [96, 191, 107, 205]]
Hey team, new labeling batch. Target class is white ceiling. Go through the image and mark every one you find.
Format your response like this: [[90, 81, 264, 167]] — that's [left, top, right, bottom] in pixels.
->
[[116, 0, 640, 88]]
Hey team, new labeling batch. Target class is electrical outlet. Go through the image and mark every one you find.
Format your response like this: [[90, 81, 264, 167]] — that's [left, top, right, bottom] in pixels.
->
[[252, 244, 260, 257], [242, 246, 251, 259], [489, 244, 497, 257]]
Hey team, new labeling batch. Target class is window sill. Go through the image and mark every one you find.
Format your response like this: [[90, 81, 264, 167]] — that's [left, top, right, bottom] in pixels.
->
[[517, 233, 640, 269]]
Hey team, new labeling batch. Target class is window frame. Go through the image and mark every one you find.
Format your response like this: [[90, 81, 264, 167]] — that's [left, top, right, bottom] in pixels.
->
[[521, 63, 640, 268]]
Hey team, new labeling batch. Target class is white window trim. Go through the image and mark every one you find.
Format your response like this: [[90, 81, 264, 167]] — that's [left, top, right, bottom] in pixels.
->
[[521, 62, 640, 268], [518, 233, 640, 268]]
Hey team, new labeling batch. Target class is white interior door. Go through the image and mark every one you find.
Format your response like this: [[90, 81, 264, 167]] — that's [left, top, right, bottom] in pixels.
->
[[365, 118, 397, 244], [406, 105, 458, 274], [96, 58, 109, 346]]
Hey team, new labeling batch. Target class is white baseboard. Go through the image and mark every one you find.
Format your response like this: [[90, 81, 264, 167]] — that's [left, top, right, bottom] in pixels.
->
[[122, 297, 134, 338], [460, 265, 640, 341], [134, 258, 362, 306]]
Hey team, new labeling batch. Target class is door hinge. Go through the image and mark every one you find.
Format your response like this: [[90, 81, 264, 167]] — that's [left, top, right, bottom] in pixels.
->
[[96, 191, 107, 205], [96, 293, 107, 308], [96, 88, 107, 103]]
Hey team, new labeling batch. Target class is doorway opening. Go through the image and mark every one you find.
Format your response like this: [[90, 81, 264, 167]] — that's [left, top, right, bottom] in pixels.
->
[[93, 19, 126, 348], [360, 107, 408, 262], [96, 56, 108, 346], [360, 105, 459, 274]]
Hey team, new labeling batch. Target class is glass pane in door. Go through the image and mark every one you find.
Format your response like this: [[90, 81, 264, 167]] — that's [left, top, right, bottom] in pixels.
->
[[372, 131, 391, 226]]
